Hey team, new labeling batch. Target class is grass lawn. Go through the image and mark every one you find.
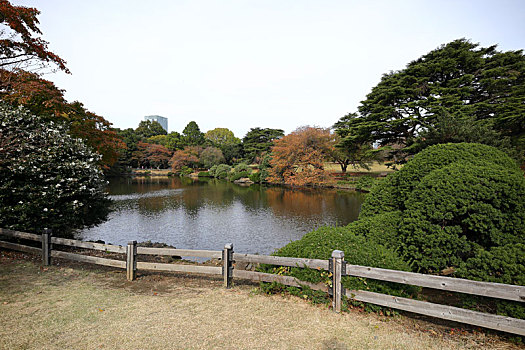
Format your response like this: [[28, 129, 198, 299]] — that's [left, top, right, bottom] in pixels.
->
[[0, 250, 519, 350], [324, 162, 397, 174]]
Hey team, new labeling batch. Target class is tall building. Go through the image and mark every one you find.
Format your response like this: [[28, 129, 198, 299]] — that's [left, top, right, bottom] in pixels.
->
[[144, 115, 168, 132]]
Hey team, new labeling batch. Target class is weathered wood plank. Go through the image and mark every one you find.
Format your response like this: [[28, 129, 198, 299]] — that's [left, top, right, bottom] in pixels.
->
[[233, 270, 329, 292], [233, 253, 329, 270], [136, 247, 222, 259], [42, 230, 51, 266], [136, 262, 222, 275], [126, 241, 137, 281], [51, 237, 126, 254], [0, 228, 41, 242], [346, 290, 525, 336], [0, 240, 41, 254], [51, 250, 126, 269], [332, 250, 344, 313], [345, 265, 525, 303]]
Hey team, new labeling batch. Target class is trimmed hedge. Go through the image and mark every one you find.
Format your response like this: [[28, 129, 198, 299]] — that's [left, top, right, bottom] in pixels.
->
[[264, 225, 420, 303], [234, 162, 251, 173], [399, 162, 525, 272], [360, 143, 519, 217], [214, 164, 231, 179], [229, 171, 251, 182]]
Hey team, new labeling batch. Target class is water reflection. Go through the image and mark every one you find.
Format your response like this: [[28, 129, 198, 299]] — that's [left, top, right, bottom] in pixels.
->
[[80, 177, 365, 255]]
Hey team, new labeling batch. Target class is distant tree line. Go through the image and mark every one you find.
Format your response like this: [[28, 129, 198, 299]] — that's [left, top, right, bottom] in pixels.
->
[[111, 122, 286, 174]]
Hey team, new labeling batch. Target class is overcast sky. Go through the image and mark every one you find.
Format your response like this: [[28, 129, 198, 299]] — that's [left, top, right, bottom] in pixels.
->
[[14, 0, 525, 138]]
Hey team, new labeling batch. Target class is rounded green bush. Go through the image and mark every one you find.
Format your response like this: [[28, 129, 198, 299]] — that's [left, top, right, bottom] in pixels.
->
[[360, 143, 519, 217], [456, 244, 525, 319], [457, 244, 525, 286], [229, 171, 251, 182], [214, 164, 231, 179], [208, 165, 218, 177], [399, 162, 525, 272], [234, 162, 251, 173], [345, 211, 402, 249], [268, 225, 419, 299]]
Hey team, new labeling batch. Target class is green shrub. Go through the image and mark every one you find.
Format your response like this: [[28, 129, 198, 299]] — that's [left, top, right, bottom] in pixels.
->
[[0, 103, 110, 237], [399, 162, 525, 272], [248, 171, 261, 183], [262, 226, 419, 305], [361, 143, 519, 217], [345, 211, 402, 249], [355, 175, 375, 191], [456, 244, 525, 286], [198, 171, 211, 177], [179, 166, 192, 176], [234, 162, 251, 173], [358, 176, 398, 218], [214, 164, 231, 179], [208, 165, 218, 177], [455, 244, 525, 320], [229, 171, 251, 182]]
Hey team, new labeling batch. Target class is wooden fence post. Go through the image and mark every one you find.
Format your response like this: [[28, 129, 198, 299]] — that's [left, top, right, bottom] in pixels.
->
[[42, 228, 52, 266], [223, 243, 233, 288], [331, 250, 344, 313], [126, 241, 137, 281]]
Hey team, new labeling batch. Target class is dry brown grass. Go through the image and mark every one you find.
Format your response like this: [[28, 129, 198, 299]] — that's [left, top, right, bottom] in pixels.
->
[[0, 252, 520, 350], [133, 169, 171, 176], [324, 162, 398, 174]]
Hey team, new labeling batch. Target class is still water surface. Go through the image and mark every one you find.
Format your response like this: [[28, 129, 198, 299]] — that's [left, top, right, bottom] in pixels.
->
[[80, 177, 365, 255]]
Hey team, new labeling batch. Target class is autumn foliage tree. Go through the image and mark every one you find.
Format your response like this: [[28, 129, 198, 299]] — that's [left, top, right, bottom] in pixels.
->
[[268, 127, 334, 187], [0, 0, 69, 73], [134, 142, 172, 169], [170, 146, 202, 172]]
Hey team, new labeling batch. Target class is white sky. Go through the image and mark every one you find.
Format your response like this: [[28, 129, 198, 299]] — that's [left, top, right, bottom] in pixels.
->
[[13, 0, 525, 138]]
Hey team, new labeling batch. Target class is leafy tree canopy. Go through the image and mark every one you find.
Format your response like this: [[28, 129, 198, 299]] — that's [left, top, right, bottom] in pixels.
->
[[135, 120, 167, 139], [0, 0, 69, 73], [204, 128, 240, 147], [182, 121, 205, 146], [0, 103, 109, 236], [335, 39, 525, 162], [146, 132, 183, 151], [268, 126, 333, 187], [169, 146, 201, 171], [200, 146, 225, 169], [242, 127, 284, 163]]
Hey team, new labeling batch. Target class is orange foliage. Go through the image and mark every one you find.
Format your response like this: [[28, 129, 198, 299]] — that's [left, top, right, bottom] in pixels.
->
[[135, 142, 172, 168], [170, 146, 202, 171], [0, 0, 69, 73], [268, 126, 334, 187]]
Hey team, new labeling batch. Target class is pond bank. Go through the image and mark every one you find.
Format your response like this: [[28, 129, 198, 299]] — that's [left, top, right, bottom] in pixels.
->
[[127, 168, 374, 192]]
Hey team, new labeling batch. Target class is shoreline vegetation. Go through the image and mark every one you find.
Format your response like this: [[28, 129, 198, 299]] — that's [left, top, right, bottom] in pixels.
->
[[120, 161, 395, 192]]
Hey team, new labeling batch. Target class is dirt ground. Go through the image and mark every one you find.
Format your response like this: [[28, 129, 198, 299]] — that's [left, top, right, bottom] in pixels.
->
[[0, 250, 522, 350]]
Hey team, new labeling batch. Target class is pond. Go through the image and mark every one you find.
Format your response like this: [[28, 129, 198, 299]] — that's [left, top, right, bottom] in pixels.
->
[[79, 177, 365, 256]]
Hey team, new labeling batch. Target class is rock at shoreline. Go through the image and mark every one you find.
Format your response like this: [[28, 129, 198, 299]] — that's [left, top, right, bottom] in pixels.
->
[[234, 177, 254, 185]]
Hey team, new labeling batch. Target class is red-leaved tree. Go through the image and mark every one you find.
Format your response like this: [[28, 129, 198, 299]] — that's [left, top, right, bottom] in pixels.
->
[[169, 146, 202, 171], [0, 0, 69, 73], [268, 126, 334, 187]]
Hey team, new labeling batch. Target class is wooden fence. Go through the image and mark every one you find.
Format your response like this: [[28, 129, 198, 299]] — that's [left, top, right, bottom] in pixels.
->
[[0, 228, 524, 336]]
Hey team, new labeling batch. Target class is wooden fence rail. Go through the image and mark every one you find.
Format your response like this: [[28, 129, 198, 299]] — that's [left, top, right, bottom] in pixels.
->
[[345, 264, 525, 303], [0, 227, 523, 336]]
